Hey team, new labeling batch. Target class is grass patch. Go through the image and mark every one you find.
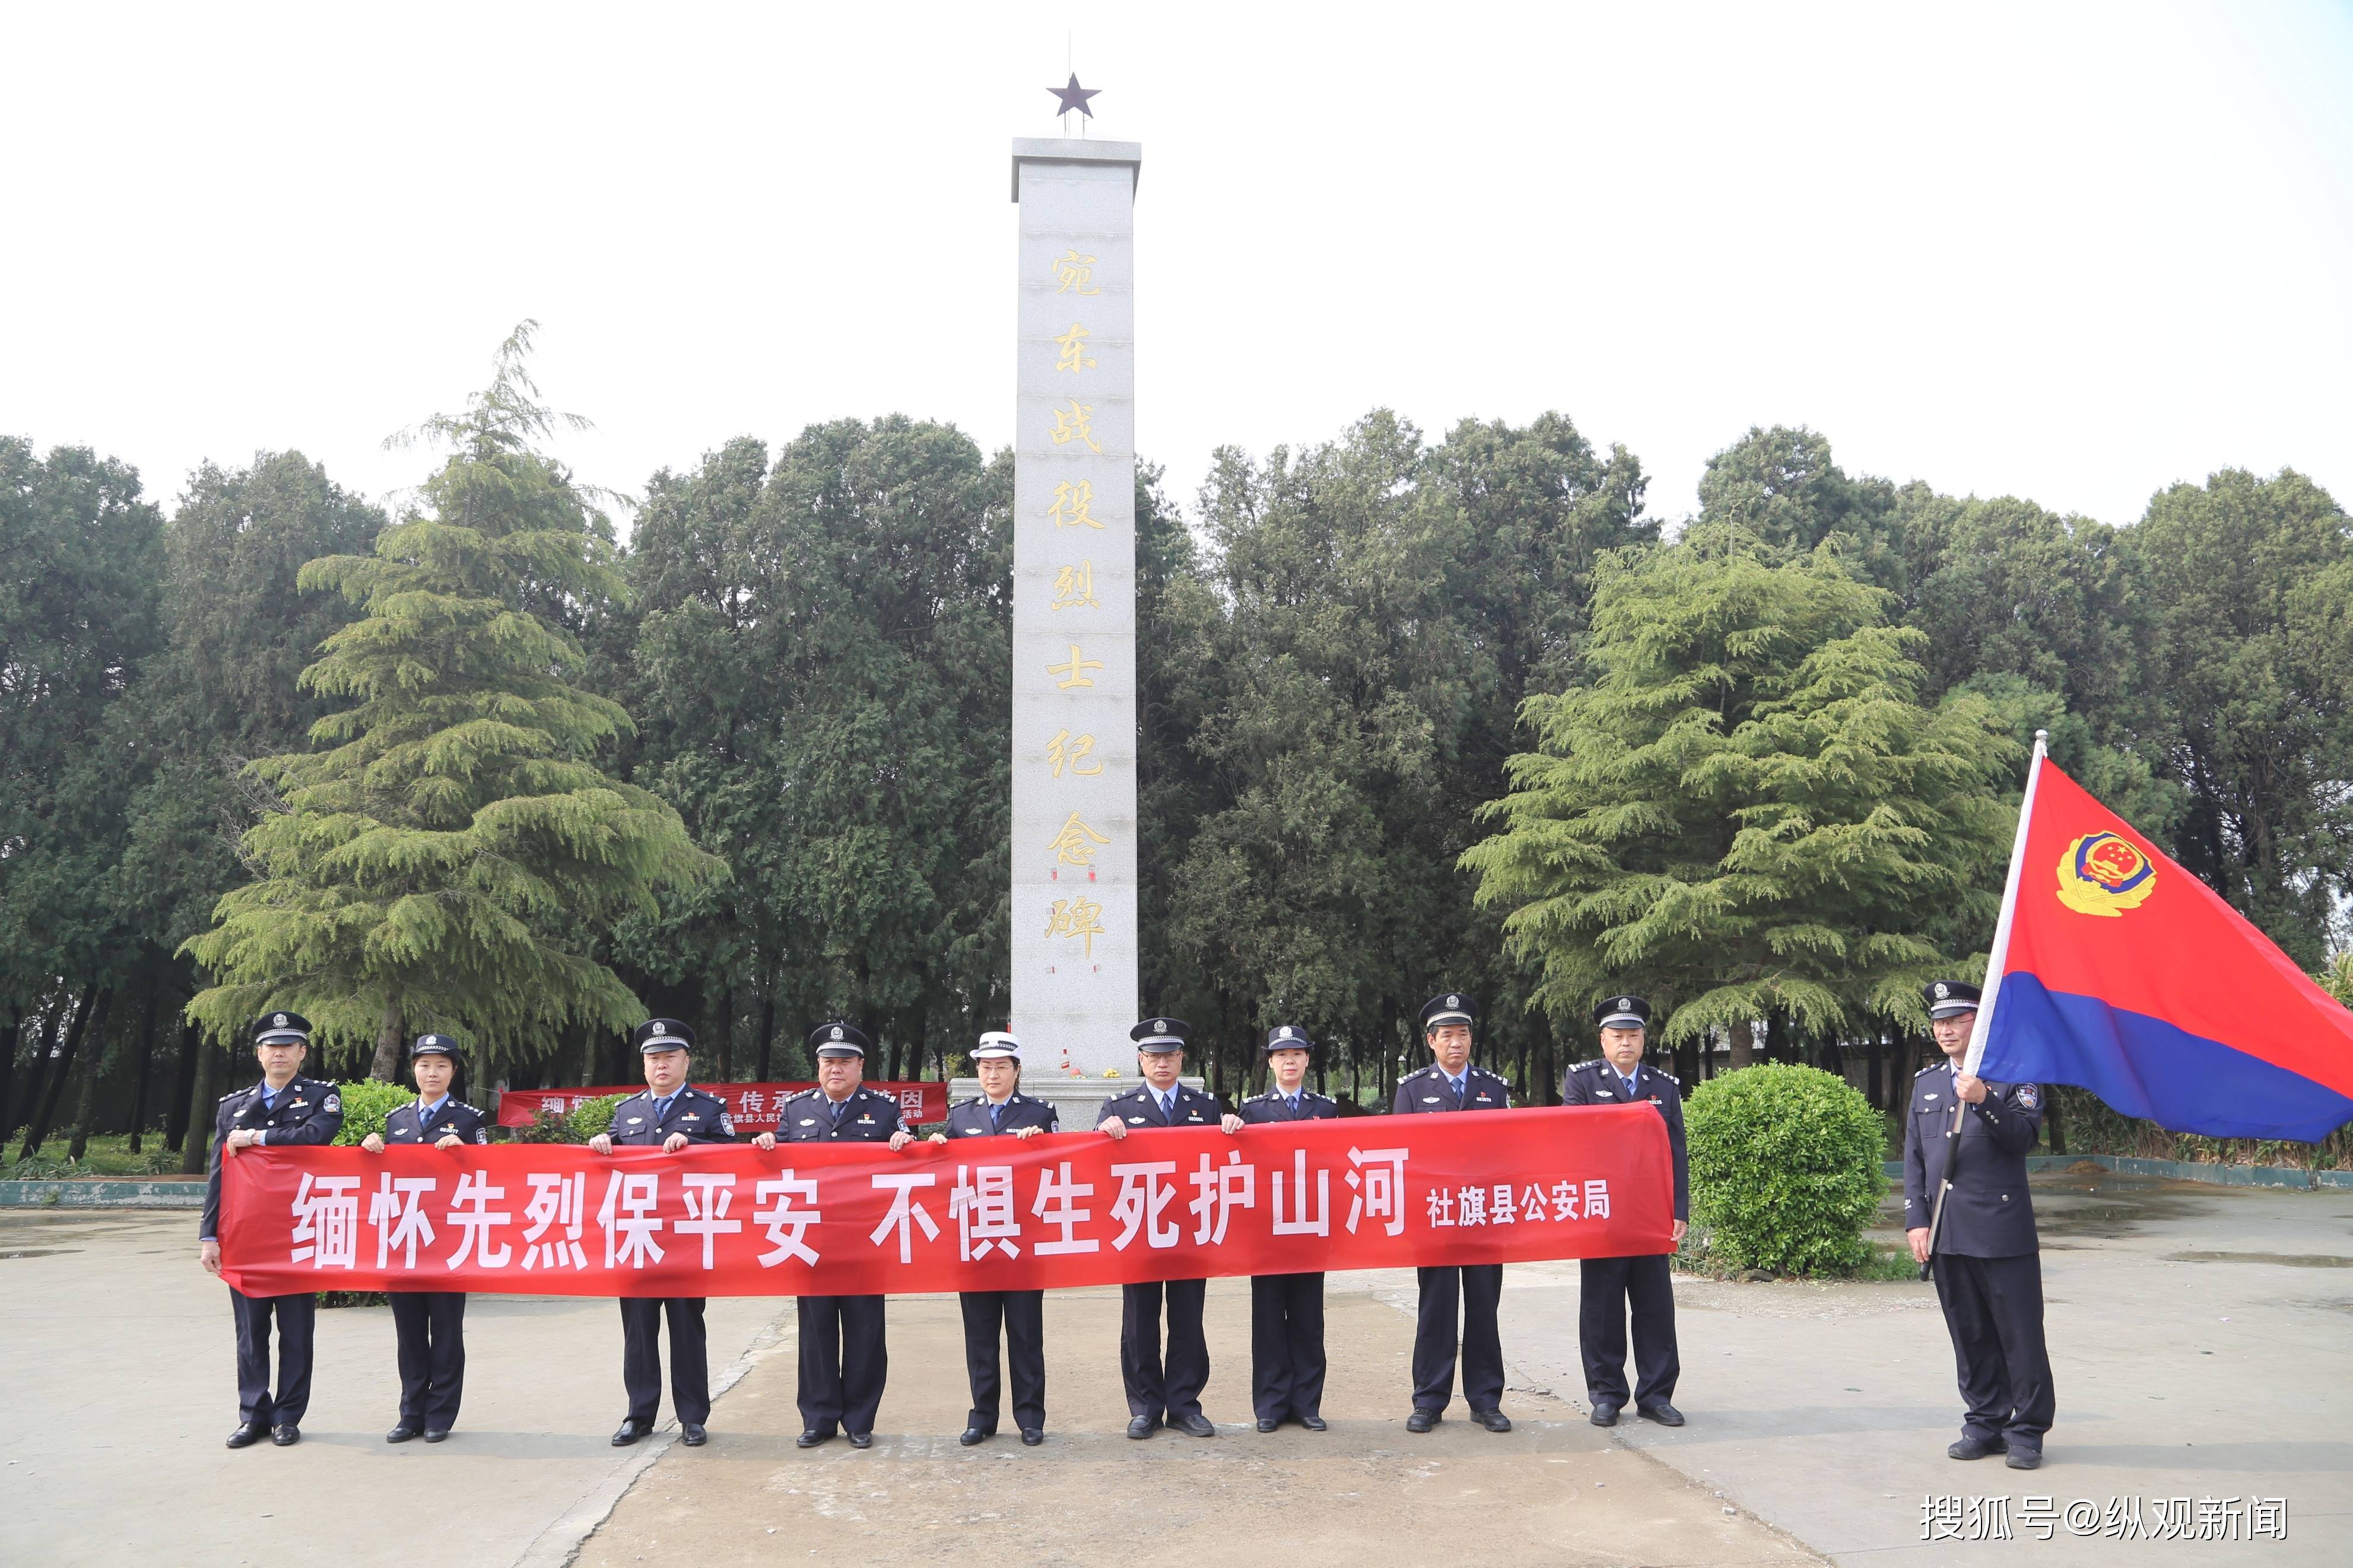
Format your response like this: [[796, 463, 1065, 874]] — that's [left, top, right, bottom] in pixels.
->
[[2, 1130, 191, 1179]]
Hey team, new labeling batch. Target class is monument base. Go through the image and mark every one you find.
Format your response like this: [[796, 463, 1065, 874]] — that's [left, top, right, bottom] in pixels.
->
[[948, 1075, 1210, 1126]]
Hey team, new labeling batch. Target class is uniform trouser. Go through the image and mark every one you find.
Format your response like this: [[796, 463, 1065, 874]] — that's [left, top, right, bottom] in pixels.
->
[[1120, 1278, 1209, 1422], [798, 1294, 888, 1435], [1578, 1253, 1679, 1408], [390, 1290, 467, 1427], [620, 1296, 710, 1425], [232, 1289, 316, 1427], [1933, 1251, 2054, 1450], [1249, 1271, 1328, 1421], [1412, 1264, 1504, 1413], [959, 1289, 1046, 1433]]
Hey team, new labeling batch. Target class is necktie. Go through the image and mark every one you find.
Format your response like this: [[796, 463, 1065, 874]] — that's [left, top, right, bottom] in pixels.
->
[[652, 1095, 673, 1124], [1160, 1090, 1176, 1121], [831, 1098, 848, 1127], [1287, 1095, 1300, 1116], [1622, 1073, 1639, 1099], [990, 1101, 1005, 1131], [1448, 1075, 1465, 1102]]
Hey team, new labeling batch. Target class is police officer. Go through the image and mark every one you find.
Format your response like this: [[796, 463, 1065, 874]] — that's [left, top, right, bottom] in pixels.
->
[[1394, 991, 1513, 1434], [757, 1020, 914, 1449], [198, 1010, 345, 1449], [590, 1017, 736, 1449], [1561, 995, 1689, 1427], [1097, 1016, 1229, 1438], [358, 1032, 488, 1442], [1228, 1024, 1338, 1432], [929, 1030, 1057, 1446], [1904, 980, 2054, 1471]]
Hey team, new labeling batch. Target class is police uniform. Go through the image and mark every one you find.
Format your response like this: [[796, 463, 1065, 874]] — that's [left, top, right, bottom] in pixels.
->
[[786, 1020, 906, 1448], [1240, 1025, 1338, 1431], [1903, 981, 2054, 1468], [946, 1031, 1058, 1445], [1393, 993, 1513, 1433], [1099, 1016, 1223, 1438], [380, 1033, 488, 1442], [1561, 995, 1688, 1426], [201, 1011, 344, 1447], [608, 1017, 736, 1448]]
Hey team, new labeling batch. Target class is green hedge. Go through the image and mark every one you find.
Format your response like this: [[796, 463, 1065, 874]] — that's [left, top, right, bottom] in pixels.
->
[[329, 1080, 417, 1147], [1685, 1063, 1886, 1275], [509, 1093, 627, 1144]]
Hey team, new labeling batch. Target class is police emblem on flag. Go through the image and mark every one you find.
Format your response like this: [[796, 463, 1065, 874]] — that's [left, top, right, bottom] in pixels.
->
[[2057, 831, 2157, 917]]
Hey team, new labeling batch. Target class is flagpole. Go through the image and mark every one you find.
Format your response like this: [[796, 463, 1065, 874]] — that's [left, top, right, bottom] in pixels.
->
[[1964, 730, 2049, 1077]]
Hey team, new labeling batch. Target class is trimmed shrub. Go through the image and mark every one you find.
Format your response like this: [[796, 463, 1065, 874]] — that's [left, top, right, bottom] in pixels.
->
[[510, 1093, 626, 1144], [329, 1080, 417, 1147], [1685, 1063, 1886, 1275]]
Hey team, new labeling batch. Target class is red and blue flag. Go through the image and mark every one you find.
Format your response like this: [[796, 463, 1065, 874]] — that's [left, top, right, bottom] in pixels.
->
[[1967, 738, 2353, 1142]]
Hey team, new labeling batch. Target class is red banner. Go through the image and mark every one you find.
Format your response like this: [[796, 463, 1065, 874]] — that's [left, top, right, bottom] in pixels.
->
[[217, 1106, 1671, 1297], [497, 1081, 948, 1131]]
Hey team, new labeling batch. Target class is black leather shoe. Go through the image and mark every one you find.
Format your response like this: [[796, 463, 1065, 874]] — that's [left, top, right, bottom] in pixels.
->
[[1020, 1427, 1044, 1446], [2004, 1448, 2043, 1470], [386, 1424, 420, 1443], [1589, 1402, 1621, 1427], [796, 1428, 833, 1449], [680, 1424, 707, 1447], [1173, 1412, 1216, 1437], [1126, 1416, 1158, 1439], [1948, 1433, 2007, 1461], [1405, 1408, 1438, 1433], [847, 1431, 873, 1449], [1637, 1402, 1686, 1427], [1255, 1416, 1279, 1433], [423, 1428, 451, 1443], [959, 1425, 990, 1446], [1300, 1414, 1327, 1432], [226, 1424, 266, 1449], [612, 1420, 651, 1446], [1473, 1408, 1512, 1433], [270, 1424, 300, 1446]]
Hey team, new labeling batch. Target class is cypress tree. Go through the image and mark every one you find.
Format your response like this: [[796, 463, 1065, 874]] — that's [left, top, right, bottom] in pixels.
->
[[185, 325, 723, 1077]]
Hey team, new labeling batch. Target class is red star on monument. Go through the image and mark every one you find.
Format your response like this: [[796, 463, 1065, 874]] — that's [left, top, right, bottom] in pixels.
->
[[1047, 73, 1099, 119]]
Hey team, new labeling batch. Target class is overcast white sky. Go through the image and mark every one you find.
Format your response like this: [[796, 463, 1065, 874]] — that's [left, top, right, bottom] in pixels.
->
[[5, 1, 2349, 535]]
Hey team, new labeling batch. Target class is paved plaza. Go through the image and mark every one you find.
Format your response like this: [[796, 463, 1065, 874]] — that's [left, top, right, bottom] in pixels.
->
[[2, 1170, 2344, 1567]]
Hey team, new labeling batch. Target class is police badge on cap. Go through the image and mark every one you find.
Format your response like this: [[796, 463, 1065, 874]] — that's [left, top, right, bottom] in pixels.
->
[[632, 1017, 697, 1053], [1419, 993, 1475, 1030], [1263, 1025, 1317, 1055], [1592, 994, 1653, 1031], [251, 1011, 312, 1045], [1130, 1017, 1190, 1052], [409, 1033, 458, 1058], [807, 1020, 871, 1058], [1923, 980, 1982, 1020]]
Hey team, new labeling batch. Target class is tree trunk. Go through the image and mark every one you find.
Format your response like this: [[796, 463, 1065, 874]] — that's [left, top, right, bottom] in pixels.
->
[[369, 993, 405, 1082], [755, 988, 777, 1081], [180, 1031, 223, 1175], [1866, 1035, 1885, 1111], [1728, 1016, 1757, 1071], [166, 1017, 201, 1153], [21, 982, 101, 1159], [125, 988, 161, 1154], [0, 1006, 18, 1143], [67, 1004, 114, 1160], [713, 983, 734, 1082], [12, 996, 62, 1146], [574, 1022, 597, 1087], [2045, 1089, 2066, 1156]]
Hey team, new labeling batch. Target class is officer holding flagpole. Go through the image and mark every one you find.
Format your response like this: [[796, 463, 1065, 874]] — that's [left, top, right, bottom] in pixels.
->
[[1561, 995, 1688, 1427], [1904, 979, 2054, 1470], [199, 1010, 344, 1449]]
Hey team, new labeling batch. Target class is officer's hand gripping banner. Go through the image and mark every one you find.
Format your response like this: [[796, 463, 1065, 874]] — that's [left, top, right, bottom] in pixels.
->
[[217, 1105, 1674, 1297]]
